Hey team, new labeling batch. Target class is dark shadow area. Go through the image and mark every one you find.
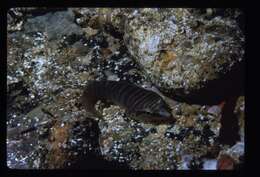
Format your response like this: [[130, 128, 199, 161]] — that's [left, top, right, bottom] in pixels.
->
[[218, 96, 240, 145], [67, 152, 130, 169], [167, 60, 244, 106]]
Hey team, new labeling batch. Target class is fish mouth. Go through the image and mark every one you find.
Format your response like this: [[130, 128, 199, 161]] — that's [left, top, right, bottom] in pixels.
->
[[132, 110, 176, 124], [158, 108, 176, 123]]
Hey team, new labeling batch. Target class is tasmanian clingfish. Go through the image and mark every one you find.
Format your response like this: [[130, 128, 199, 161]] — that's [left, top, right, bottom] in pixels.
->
[[81, 80, 175, 124]]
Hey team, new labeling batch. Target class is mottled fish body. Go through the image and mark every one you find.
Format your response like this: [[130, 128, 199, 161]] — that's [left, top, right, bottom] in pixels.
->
[[81, 81, 175, 124]]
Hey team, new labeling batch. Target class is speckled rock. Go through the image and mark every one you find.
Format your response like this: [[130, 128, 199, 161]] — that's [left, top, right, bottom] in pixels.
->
[[96, 101, 226, 170], [217, 141, 244, 170], [123, 8, 245, 97], [72, 8, 98, 28], [7, 9, 102, 168], [23, 10, 84, 41]]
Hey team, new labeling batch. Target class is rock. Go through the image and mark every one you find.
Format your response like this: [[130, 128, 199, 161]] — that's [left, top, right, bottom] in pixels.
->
[[43, 121, 72, 168], [202, 159, 217, 170], [217, 141, 244, 170], [23, 10, 84, 41], [7, 9, 24, 32], [7, 104, 52, 169], [72, 8, 98, 27], [83, 27, 99, 36], [187, 156, 204, 169], [207, 105, 222, 116], [96, 101, 223, 169], [98, 106, 140, 165], [217, 154, 235, 170]]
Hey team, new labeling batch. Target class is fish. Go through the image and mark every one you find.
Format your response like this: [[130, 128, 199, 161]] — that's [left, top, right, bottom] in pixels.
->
[[80, 80, 175, 124]]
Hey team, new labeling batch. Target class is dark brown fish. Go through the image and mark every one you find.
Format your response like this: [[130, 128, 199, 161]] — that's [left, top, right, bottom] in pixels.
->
[[81, 80, 175, 124]]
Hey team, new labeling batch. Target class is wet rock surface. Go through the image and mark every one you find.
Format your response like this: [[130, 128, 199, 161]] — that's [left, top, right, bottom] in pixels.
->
[[7, 8, 244, 170]]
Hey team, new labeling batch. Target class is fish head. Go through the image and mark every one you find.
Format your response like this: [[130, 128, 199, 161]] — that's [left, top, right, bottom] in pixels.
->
[[151, 99, 173, 118], [133, 99, 175, 124]]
